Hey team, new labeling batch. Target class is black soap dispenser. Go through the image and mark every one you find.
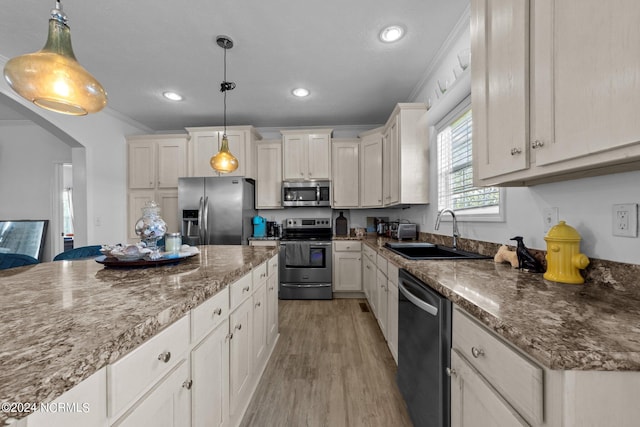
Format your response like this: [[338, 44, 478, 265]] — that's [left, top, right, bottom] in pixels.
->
[[335, 211, 348, 236]]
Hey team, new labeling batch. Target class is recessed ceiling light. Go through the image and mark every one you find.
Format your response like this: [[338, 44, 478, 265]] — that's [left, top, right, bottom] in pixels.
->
[[292, 88, 310, 97], [162, 91, 183, 101], [379, 25, 405, 43]]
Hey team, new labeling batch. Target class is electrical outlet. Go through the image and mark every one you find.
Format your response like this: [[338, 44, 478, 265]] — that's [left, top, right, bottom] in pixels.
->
[[612, 203, 638, 237], [543, 207, 559, 232]]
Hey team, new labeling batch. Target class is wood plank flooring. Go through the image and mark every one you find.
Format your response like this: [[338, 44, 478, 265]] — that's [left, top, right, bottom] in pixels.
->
[[240, 299, 413, 427]]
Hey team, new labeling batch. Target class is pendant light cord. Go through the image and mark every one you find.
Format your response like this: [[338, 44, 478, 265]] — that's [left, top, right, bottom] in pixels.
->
[[219, 38, 236, 138]]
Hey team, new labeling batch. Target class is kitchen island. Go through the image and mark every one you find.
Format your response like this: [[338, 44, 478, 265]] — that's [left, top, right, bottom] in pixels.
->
[[0, 245, 278, 425]]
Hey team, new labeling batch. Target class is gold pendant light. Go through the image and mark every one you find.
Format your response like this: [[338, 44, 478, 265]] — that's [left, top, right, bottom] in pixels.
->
[[3, 0, 107, 115], [210, 36, 239, 173]]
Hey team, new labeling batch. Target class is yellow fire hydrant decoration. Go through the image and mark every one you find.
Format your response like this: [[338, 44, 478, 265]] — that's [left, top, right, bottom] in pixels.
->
[[544, 221, 590, 284]]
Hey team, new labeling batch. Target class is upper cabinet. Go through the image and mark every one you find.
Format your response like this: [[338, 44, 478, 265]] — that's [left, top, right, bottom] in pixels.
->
[[281, 129, 332, 181], [382, 103, 429, 206], [255, 140, 283, 209], [128, 134, 187, 189], [331, 139, 360, 208], [472, 0, 640, 186], [359, 128, 384, 208], [186, 126, 262, 179]]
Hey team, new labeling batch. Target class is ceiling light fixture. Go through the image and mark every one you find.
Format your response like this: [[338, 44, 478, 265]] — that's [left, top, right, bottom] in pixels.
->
[[379, 25, 405, 43], [292, 88, 310, 97], [163, 91, 183, 101], [210, 36, 239, 174], [3, 0, 107, 115]]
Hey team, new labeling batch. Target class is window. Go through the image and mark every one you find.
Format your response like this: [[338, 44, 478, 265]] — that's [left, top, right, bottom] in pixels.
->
[[437, 100, 503, 220]]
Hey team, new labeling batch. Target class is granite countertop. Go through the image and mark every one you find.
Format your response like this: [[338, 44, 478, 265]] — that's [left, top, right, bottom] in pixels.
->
[[363, 238, 640, 371], [0, 245, 277, 424]]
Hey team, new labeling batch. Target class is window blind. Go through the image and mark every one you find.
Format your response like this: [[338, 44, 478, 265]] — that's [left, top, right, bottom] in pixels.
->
[[437, 108, 500, 211]]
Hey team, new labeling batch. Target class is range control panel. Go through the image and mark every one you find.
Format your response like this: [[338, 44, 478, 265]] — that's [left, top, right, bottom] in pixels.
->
[[284, 218, 331, 228]]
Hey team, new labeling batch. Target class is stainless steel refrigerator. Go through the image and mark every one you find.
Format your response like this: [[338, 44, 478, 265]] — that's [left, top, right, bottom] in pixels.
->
[[178, 177, 256, 245]]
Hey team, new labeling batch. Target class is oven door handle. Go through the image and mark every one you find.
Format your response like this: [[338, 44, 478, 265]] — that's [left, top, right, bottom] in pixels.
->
[[399, 281, 438, 316], [280, 241, 332, 246]]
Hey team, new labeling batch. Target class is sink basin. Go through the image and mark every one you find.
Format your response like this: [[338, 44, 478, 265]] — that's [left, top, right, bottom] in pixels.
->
[[384, 242, 492, 260]]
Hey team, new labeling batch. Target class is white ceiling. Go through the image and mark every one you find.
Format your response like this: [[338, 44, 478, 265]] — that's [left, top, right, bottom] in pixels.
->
[[0, 0, 468, 132]]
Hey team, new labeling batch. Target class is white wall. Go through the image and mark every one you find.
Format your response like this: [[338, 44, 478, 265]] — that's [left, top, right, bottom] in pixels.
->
[[404, 9, 640, 265], [0, 121, 72, 260]]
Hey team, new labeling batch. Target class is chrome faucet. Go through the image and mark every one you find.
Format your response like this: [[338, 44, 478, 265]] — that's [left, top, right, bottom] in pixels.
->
[[435, 208, 459, 250]]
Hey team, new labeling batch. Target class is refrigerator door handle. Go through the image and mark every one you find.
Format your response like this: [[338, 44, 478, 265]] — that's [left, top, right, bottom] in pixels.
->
[[198, 196, 204, 244], [203, 196, 209, 245]]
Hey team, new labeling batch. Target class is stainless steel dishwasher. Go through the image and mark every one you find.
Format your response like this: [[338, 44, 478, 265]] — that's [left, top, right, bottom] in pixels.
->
[[397, 269, 452, 427]]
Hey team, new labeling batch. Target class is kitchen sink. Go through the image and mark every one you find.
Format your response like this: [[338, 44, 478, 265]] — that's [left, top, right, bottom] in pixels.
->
[[384, 242, 492, 260]]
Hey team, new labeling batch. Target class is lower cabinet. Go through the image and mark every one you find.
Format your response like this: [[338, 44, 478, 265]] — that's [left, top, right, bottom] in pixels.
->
[[112, 361, 191, 427], [333, 241, 362, 292], [362, 248, 377, 314], [386, 264, 399, 364], [229, 296, 253, 420], [376, 268, 389, 339], [450, 350, 528, 427], [22, 259, 279, 427], [191, 320, 229, 427]]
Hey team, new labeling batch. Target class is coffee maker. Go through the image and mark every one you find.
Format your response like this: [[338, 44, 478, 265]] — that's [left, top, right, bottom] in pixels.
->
[[266, 221, 280, 238]]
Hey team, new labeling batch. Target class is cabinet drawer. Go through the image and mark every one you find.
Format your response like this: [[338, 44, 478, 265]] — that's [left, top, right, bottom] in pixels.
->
[[230, 273, 253, 311], [453, 308, 543, 425], [376, 254, 388, 275], [267, 254, 278, 276], [252, 261, 268, 284], [191, 287, 229, 344], [362, 244, 376, 261], [108, 315, 189, 418], [387, 262, 399, 285], [334, 241, 362, 252]]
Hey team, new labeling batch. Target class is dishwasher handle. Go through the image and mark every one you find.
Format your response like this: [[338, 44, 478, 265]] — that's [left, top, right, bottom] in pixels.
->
[[399, 281, 438, 316]]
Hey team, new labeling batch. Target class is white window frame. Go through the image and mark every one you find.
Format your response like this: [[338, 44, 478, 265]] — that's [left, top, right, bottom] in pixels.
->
[[435, 96, 505, 222]]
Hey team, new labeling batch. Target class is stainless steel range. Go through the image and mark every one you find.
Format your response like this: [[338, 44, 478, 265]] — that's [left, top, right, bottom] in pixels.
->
[[279, 218, 333, 300]]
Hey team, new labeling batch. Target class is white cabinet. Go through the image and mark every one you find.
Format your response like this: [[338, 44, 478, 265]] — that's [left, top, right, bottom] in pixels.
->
[[331, 139, 360, 208], [266, 254, 279, 347], [281, 129, 332, 180], [190, 287, 229, 427], [255, 140, 283, 209], [251, 280, 268, 375], [376, 268, 388, 339], [386, 263, 399, 364], [359, 128, 384, 208], [112, 361, 191, 427], [191, 322, 229, 427], [25, 368, 107, 427], [450, 350, 528, 427], [362, 245, 377, 314], [186, 126, 261, 179], [127, 135, 187, 189], [332, 241, 362, 292], [126, 135, 187, 241], [228, 297, 253, 419], [381, 103, 429, 206], [472, 0, 640, 186]]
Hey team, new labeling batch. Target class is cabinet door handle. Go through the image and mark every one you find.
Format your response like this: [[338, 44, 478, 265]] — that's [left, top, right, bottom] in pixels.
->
[[446, 367, 457, 377], [378, 199, 382, 203], [510, 147, 522, 155], [255, 301, 261, 308], [531, 140, 545, 149], [268, 286, 274, 291], [182, 379, 193, 390], [235, 323, 242, 331], [226, 333, 233, 342], [213, 308, 222, 316], [471, 347, 485, 358], [158, 351, 171, 363], [243, 286, 250, 293]]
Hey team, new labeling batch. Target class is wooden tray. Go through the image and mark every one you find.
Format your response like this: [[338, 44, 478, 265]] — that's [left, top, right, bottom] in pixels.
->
[[95, 252, 198, 268]]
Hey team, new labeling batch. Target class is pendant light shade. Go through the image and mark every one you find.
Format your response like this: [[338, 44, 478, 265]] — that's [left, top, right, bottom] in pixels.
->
[[3, 1, 107, 115], [210, 36, 238, 173]]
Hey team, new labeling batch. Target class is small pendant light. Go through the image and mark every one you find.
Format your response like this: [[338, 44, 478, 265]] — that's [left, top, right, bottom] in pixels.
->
[[210, 36, 239, 174], [3, 0, 107, 115]]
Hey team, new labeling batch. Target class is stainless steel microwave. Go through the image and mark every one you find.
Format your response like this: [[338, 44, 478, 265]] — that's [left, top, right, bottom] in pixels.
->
[[282, 181, 331, 207]]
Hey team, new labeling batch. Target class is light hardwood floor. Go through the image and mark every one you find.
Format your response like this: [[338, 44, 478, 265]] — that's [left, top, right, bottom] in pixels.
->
[[240, 299, 413, 427]]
